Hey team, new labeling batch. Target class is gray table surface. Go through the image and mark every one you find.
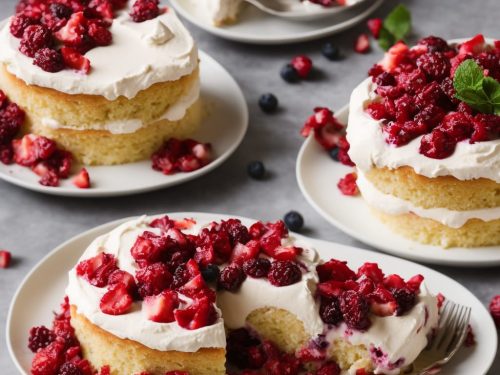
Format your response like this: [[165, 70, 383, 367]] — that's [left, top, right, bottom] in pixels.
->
[[0, 0, 498, 373]]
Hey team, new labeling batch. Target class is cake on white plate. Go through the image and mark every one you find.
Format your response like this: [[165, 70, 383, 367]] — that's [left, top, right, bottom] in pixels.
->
[[0, 0, 202, 166], [29, 214, 441, 375]]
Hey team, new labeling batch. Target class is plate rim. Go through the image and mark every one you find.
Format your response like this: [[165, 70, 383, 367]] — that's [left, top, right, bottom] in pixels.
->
[[296, 105, 500, 267], [169, 0, 384, 45], [0, 50, 249, 198], [6, 212, 498, 374]]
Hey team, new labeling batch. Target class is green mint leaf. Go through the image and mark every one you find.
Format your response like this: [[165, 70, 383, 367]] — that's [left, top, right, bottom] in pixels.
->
[[453, 59, 500, 115], [453, 60, 485, 93], [378, 27, 395, 51], [383, 4, 411, 42]]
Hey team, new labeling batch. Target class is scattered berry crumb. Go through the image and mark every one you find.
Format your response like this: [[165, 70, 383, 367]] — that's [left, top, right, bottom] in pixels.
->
[[367, 18, 383, 39], [490, 295, 500, 328], [73, 168, 91, 189], [354, 33, 371, 54], [337, 172, 359, 196], [0, 250, 12, 268], [464, 324, 476, 347]]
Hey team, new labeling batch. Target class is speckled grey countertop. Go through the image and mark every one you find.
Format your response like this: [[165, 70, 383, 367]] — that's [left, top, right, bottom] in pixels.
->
[[0, 0, 498, 373]]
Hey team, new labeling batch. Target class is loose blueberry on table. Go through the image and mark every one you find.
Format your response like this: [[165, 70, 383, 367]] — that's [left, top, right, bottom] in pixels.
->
[[247, 160, 266, 180]]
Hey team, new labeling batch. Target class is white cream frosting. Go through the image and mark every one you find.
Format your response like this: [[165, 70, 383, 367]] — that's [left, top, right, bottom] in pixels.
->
[[327, 285, 438, 375], [356, 170, 500, 228], [0, 7, 198, 100], [347, 77, 500, 183], [41, 78, 200, 134], [67, 214, 439, 370], [66, 217, 226, 352]]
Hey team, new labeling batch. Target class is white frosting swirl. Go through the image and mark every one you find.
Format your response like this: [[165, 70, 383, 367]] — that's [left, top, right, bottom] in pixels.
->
[[67, 214, 439, 369], [0, 7, 198, 100], [357, 170, 500, 228], [347, 78, 500, 182]]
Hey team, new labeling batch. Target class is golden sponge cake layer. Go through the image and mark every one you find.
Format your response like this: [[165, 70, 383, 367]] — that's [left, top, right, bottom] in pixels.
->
[[29, 100, 202, 165], [0, 64, 199, 131], [372, 208, 500, 248], [365, 166, 500, 211], [70, 306, 226, 375]]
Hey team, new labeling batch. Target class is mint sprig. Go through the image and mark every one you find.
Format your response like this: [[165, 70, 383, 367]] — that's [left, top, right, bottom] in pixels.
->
[[378, 4, 411, 51], [453, 59, 500, 115]]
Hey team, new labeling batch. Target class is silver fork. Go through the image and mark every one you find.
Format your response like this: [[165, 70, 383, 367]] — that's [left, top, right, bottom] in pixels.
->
[[411, 300, 472, 375]]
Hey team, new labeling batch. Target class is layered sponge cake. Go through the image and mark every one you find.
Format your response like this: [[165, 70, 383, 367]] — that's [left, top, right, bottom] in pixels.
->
[[29, 214, 440, 375], [0, 0, 201, 165], [347, 35, 500, 248]]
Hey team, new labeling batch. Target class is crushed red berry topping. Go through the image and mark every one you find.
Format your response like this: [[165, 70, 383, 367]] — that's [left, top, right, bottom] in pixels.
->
[[267, 260, 302, 287], [143, 290, 179, 323], [152, 138, 213, 175], [366, 34, 500, 159], [0, 250, 12, 268], [76, 252, 118, 287], [337, 172, 359, 196], [490, 295, 500, 328], [130, 0, 162, 23], [354, 33, 371, 54], [28, 326, 56, 352], [174, 296, 217, 330]]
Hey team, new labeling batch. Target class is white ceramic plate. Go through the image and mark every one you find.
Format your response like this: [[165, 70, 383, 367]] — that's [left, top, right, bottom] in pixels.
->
[[297, 105, 500, 267], [169, 0, 384, 44], [0, 51, 248, 197], [6, 212, 497, 374]]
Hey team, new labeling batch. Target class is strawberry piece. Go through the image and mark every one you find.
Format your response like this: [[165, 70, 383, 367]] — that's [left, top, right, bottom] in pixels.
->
[[369, 287, 397, 316], [354, 33, 371, 54], [379, 41, 410, 72], [406, 274, 424, 292], [12, 134, 38, 166], [296, 345, 326, 362], [55, 12, 88, 47], [0, 250, 11, 268], [367, 18, 383, 39], [337, 172, 359, 196], [177, 274, 216, 303], [357, 262, 384, 283], [130, 231, 170, 267], [174, 218, 196, 230], [317, 259, 356, 282], [150, 215, 175, 231], [108, 269, 137, 293], [270, 246, 302, 261], [178, 155, 201, 172], [135, 262, 172, 298], [383, 274, 406, 289], [194, 244, 215, 267], [76, 252, 118, 287], [72, 167, 90, 188], [230, 240, 260, 265], [174, 297, 217, 330], [100, 283, 133, 315], [144, 290, 179, 323], [191, 143, 212, 165], [317, 280, 347, 298], [459, 34, 486, 55], [291, 55, 313, 79], [437, 292, 446, 308], [61, 46, 91, 74], [31, 341, 65, 375]]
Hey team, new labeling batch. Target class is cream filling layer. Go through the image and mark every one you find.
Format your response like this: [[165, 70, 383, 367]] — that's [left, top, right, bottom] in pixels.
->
[[357, 170, 500, 228], [347, 78, 500, 183], [41, 79, 200, 135], [0, 7, 198, 100]]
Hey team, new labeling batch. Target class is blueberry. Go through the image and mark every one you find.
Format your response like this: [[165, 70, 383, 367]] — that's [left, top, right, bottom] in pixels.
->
[[259, 93, 278, 113], [329, 147, 339, 161], [201, 264, 220, 283], [322, 42, 341, 61], [247, 161, 266, 179], [284, 211, 304, 232], [280, 64, 299, 83]]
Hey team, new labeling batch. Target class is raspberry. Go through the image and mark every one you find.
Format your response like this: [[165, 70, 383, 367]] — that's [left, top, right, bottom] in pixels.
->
[[242, 258, 271, 278], [397, 69, 427, 94], [339, 290, 371, 331], [39, 169, 59, 187], [414, 104, 445, 130], [317, 361, 341, 375], [366, 103, 387, 120], [28, 326, 56, 353], [130, 0, 160, 22], [0, 145, 13, 164], [375, 72, 396, 87], [384, 121, 428, 146], [320, 297, 343, 325], [392, 287, 416, 315], [135, 262, 172, 298], [417, 36, 450, 53], [415, 82, 446, 110], [19, 24, 53, 57], [88, 22, 112, 46], [437, 112, 473, 142], [337, 172, 359, 196], [0, 102, 25, 144], [416, 52, 451, 80], [34, 48, 64, 72], [471, 114, 500, 143], [291, 55, 313, 79], [218, 264, 246, 291], [49, 3, 73, 19], [489, 295, 500, 328], [31, 341, 65, 375], [10, 14, 37, 38], [220, 219, 251, 246], [419, 129, 456, 159], [57, 362, 83, 375], [130, 231, 170, 267], [267, 260, 301, 287]]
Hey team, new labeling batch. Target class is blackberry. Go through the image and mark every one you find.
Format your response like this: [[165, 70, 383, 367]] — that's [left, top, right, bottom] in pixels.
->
[[243, 258, 271, 278], [218, 264, 246, 292], [267, 260, 301, 287], [28, 326, 56, 353]]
